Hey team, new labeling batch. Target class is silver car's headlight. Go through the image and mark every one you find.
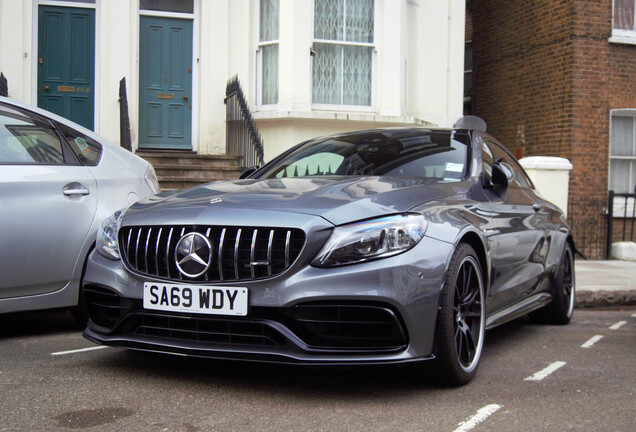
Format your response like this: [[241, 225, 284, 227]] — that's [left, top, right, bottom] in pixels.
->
[[312, 214, 428, 267], [96, 209, 126, 260]]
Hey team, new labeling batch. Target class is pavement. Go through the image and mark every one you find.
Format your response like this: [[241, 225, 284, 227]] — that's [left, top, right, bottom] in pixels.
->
[[575, 259, 636, 308]]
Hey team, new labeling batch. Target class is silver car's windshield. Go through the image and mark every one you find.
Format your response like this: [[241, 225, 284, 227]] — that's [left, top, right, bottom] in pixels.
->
[[257, 130, 469, 180]]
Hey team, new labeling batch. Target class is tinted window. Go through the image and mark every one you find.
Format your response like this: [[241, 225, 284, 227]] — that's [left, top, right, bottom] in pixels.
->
[[55, 121, 103, 166], [0, 107, 65, 164], [258, 130, 469, 181]]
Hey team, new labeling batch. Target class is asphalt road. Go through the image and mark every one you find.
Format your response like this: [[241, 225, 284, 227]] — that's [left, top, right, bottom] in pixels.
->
[[0, 308, 634, 432]]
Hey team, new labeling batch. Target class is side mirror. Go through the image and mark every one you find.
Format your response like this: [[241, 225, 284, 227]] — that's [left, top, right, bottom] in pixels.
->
[[492, 159, 514, 189], [238, 166, 259, 179]]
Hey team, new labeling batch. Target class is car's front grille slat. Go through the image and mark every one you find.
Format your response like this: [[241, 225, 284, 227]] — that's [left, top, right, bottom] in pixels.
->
[[218, 228, 226, 281], [267, 229, 274, 276], [154, 227, 162, 277], [233, 228, 242, 280], [119, 225, 305, 283]]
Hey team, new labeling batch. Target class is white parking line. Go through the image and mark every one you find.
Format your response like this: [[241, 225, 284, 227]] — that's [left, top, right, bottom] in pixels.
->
[[581, 335, 604, 348], [51, 346, 108, 356], [609, 321, 627, 330], [524, 361, 567, 381], [631, 313, 636, 318], [453, 404, 502, 432]]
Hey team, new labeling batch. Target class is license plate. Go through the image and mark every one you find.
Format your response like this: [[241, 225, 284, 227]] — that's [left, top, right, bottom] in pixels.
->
[[143, 282, 248, 316]]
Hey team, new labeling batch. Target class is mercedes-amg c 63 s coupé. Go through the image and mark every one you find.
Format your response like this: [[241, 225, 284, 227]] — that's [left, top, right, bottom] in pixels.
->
[[82, 117, 575, 385]]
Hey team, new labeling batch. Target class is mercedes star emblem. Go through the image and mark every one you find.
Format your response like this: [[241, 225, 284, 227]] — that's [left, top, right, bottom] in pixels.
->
[[174, 232, 212, 278]]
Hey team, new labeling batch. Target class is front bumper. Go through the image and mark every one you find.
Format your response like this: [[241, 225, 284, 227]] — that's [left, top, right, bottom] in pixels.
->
[[82, 235, 454, 365]]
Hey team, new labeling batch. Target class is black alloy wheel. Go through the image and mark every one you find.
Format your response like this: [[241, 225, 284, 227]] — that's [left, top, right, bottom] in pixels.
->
[[430, 243, 485, 386], [529, 243, 575, 325]]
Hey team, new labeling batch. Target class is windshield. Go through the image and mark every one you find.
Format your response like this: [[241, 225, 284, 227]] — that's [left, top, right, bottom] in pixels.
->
[[256, 130, 469, 181]]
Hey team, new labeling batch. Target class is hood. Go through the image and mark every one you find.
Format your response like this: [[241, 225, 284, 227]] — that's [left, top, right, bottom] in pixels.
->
[[125, 177, 470, 226]]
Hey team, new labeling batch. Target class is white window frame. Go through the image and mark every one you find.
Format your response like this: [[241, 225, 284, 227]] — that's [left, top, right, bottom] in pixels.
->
[[310, 0, 378, 112], [255, 0, 280, 108], [610, 110, 636, 217], [609, 110, 636, 196], [610, 0, 636, 45]]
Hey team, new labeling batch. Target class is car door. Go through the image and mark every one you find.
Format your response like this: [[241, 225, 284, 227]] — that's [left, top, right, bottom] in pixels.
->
[[0, 103, 98, 300], [480, 137, 548, 312]]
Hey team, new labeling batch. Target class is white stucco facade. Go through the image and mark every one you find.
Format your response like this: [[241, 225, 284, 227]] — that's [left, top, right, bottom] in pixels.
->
[[0, 0, 465, 162]]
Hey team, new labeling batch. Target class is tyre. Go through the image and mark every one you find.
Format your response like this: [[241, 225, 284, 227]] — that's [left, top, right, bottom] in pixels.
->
[[70, 286, 89, 328], [529, 243, 575, 325], [430, 243, 486, 386]]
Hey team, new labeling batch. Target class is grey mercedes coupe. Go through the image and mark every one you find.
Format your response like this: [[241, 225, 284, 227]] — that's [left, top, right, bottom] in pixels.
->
[[83, 117, 575, 385]]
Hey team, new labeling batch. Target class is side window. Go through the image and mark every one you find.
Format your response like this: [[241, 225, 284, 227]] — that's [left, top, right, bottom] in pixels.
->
[[482, 141, 494, 182], [55, 121, 103, 166], [0, 108, 64, 164]]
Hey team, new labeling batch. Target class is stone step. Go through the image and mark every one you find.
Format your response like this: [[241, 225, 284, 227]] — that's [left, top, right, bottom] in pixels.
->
[[153, 164, 241, 180], [158, 176, 233, 191], [135, 151, 241, 191], [136, 151, 239, 168]]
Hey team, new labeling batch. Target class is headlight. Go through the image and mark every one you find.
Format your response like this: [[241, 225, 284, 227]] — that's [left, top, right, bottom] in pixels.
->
[[312, 214, 428, 267], [145, 166, 160, 194], [96, 209, 126, 260]]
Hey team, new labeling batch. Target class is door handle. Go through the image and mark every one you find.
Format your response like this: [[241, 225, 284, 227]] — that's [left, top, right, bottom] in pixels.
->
[[183, 95, 188, 101], [44, 85, 50, 91], [63, 187, 90, 197], [533, 203, 542, 212]]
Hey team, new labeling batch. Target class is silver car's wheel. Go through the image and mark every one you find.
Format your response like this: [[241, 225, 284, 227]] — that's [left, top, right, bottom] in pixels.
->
[[431, 243, 485, 386]]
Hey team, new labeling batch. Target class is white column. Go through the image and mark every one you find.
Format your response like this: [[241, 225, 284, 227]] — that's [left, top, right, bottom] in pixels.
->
[[278, 0, 312, 112]]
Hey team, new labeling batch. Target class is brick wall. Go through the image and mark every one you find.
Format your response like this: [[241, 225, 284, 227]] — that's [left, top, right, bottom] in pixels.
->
[[471, 0, 636, 258]]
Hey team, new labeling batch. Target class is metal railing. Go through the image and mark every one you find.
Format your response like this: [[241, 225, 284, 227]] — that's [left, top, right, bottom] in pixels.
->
[[118, 77, 132, 152], [0, 72, 8, 97], [225, 76, 264, 170], [606, 187, 636, 258]]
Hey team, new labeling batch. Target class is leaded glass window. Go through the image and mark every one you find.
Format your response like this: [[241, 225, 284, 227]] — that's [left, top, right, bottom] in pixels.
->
[[313, 0, 374, 106], [258, 0, 279, 105], [614, 0, 636, 32]]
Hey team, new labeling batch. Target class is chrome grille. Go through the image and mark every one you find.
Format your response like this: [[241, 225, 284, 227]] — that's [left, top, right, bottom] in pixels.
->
[[119, 225, 305, 282]]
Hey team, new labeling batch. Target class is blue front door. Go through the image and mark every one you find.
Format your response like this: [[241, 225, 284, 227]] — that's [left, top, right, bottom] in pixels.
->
[[139, 17, 193, 150], [37, 6, 95, 130]]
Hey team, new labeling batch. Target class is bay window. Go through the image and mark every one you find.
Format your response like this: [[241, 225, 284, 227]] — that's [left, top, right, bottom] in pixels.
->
[[312, 0, 375, 106]]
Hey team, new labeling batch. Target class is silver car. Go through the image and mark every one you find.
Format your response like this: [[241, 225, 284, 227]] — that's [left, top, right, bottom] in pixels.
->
[[0, 97, 159, 322], [82, 120, 575, 385]]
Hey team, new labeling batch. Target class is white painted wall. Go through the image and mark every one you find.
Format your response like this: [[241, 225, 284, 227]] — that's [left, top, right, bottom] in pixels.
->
[[0, 0, 465, 162], [0, 1, 34, 103], [252, 0, 466, 161]]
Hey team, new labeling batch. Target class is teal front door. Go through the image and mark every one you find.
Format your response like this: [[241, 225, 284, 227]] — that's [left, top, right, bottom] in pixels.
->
[[139, 17, 193, 150], [37, 6, 95, 130]]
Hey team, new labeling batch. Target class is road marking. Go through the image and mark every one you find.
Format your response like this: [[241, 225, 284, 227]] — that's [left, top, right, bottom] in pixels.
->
[[524, 361, 566, 381], [453, 404, 502, 432], [631, 313, 636, 318], [51, 346, 108, 356], [581, 335, 604, 348], [609, 321, 627, 330]]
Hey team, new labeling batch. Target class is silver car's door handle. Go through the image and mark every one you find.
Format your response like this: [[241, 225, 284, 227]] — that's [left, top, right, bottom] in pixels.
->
[[63, 187, 90, 197]]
